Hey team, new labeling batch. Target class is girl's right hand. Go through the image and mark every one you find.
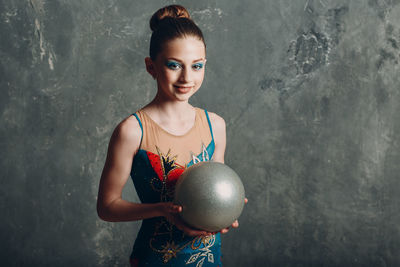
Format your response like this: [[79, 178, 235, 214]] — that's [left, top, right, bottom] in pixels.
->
[[159, 202, 213, 237]]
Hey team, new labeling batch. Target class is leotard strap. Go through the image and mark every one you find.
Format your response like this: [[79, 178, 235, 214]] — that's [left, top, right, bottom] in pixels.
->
[[204, 110, 214, 142], [132, 113, 143, 144]]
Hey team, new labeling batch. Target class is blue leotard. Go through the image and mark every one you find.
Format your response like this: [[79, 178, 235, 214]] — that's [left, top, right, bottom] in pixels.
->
[[129, 108, 222, 267]]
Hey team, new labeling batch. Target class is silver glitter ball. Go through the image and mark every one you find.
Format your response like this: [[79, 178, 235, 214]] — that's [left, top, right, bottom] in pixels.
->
[[174, 161, 245, 232]]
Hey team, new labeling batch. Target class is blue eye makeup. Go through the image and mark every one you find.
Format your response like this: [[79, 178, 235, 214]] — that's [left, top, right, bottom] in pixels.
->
[[192, 63, 204, 71], [165, 60, 205, 71], [165, 61, 182, 70]]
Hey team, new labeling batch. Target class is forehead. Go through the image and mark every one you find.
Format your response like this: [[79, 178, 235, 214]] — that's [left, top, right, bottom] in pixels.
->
[[159, 37, 206, 61]]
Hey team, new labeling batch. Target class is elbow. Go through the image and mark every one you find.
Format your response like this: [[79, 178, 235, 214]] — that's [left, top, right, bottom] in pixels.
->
[[97, 207, 108, 221], [97, 207, 116, 222], [97, 197, 123, 222], [96, 200, 113, 222], [96, 203, 107, 221]]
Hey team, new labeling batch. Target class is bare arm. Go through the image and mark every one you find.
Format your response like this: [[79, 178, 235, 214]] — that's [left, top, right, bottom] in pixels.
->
[[97, 116, 165, 222]]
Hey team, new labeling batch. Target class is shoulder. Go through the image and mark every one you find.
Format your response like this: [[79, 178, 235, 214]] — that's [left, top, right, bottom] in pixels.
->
[[206, 111, 226, 133], [110, 114, 142, 150], [205, 111, 226, 162]]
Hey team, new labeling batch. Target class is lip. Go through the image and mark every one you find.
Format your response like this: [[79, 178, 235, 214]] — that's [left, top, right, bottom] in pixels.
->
[[174, 85, 194, 93]]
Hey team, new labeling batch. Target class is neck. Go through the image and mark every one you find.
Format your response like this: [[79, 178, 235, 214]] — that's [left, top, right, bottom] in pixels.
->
[[145, 93, 194, 120]]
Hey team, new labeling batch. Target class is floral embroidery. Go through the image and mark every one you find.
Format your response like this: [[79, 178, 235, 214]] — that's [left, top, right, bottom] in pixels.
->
[[186, 235, 216, 266], [147, 145, 216, 265]]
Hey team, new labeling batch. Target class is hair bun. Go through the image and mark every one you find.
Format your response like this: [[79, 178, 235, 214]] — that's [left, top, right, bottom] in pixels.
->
[[150, 5, 191, 32]]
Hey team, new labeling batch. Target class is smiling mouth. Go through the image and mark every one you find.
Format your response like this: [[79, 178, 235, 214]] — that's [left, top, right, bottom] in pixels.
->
[[174, 85, 193, 93]]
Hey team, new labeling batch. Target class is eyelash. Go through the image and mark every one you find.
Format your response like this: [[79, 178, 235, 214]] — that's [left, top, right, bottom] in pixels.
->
[[192, 63, 204, 70], [166, 61, 182, 70], [166, 61, 204, 71]]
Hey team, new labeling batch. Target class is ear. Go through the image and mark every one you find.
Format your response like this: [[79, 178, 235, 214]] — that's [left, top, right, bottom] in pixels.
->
[[145, 57, 156, 79]]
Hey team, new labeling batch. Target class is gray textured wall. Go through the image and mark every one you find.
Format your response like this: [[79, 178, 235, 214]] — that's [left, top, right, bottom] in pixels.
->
[[1, 0, 400, 266]]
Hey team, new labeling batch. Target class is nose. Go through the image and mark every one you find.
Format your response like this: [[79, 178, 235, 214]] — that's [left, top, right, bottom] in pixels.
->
[[179, 67, 192, 83]]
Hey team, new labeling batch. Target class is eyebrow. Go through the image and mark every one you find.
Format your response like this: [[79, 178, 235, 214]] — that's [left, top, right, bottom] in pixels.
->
[[167, 57, 206, 63]]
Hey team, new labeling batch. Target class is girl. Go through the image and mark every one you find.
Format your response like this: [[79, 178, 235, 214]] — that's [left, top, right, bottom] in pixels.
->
[[97, 5, 243, 266]]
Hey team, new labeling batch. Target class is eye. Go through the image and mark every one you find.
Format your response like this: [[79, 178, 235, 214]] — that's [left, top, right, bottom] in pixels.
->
[[166, 61, 182, 70], [192, 63, 204, 71]]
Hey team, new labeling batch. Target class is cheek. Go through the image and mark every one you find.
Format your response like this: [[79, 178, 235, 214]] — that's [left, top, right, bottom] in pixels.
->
[[164, 70, 180, 81], [157, 70, 175, 83], [195, 71, 205, 84]]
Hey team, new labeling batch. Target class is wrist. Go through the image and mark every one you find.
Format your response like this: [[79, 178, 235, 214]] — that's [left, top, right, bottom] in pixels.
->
[[156, 202, 167, 218]]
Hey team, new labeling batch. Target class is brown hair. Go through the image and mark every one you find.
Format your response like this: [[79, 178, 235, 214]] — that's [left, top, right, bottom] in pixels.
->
[[149, 5, 205, 60]]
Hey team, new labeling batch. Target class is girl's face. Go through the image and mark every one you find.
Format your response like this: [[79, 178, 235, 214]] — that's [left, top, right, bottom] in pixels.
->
[[146, 36, 206, 102]]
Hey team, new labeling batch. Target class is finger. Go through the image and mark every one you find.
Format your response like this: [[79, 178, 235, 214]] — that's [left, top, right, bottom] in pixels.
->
[[187, 227, 210, 236], [173, 205, 182, 212], [184, 226, 210, 237], [220, 228, 229, 234], [183, 227, 208, 237], [168, 204, 182, 213], [172, 214, 215, 236], [173, 219, 207, 236], [231, 220, 239, 228], [244, 197, 248, 204]]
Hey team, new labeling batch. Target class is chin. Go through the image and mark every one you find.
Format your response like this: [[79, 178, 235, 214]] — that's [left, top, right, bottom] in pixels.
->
[[174, 94, 193, 102], [173, 89, 198, 101]]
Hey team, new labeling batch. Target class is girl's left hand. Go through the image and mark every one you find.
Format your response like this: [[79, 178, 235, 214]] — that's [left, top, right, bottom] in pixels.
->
[[220, 197, 248, 234]]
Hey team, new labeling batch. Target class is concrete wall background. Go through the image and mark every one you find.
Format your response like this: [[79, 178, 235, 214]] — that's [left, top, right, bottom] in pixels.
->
[[1, 0, 400, 266]]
